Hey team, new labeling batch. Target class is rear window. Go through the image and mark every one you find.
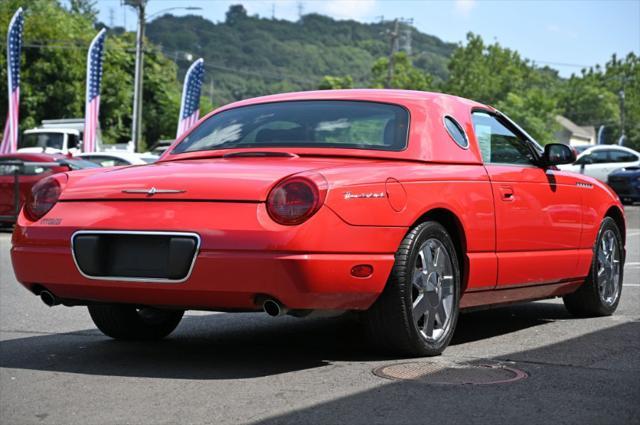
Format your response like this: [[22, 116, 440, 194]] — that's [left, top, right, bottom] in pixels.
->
[[171, 101, 410, 154], [63, 159, 101, 170]]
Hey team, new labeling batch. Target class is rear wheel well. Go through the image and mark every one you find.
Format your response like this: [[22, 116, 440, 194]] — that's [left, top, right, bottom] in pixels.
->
[[605, 206, 626, 245], [411, 209, 468, 292]]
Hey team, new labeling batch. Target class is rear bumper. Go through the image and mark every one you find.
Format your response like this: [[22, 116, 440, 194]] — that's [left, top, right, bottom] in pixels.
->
[[11, 201, 404, 310]]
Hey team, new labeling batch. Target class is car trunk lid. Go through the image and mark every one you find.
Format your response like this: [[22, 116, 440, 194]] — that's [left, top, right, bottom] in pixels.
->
[[60, 156, 373, 202]]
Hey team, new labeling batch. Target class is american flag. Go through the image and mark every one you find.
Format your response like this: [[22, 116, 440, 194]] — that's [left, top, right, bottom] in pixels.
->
[[83, 29, 106, 153], [177, 58, 205, 138], [0, 8, 24, 154]]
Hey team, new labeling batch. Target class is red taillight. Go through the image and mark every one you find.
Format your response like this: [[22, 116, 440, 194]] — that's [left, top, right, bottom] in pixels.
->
[[266, 175, 327, 225], [25, 174, 67, 221]]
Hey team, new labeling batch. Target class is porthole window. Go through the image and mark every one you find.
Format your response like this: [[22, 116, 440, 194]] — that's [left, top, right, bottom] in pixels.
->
[[443, 116, 469, 149]]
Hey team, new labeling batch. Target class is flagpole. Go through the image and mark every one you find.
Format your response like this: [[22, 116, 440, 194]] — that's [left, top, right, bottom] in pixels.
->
[[82, 28, 107, 152], [1, 8, 23, 154]]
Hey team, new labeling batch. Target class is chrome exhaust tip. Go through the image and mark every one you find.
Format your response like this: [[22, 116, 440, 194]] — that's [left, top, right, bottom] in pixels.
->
[[263, 299, 287, 317], [40, 290, 60, 307]]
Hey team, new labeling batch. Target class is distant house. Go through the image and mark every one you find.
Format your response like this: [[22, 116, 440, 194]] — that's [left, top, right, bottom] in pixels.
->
[[554, 115, 596, 146]]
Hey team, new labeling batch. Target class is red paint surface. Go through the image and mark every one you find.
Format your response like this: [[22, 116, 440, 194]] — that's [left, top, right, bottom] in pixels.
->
[[11, 90, 625, 311]]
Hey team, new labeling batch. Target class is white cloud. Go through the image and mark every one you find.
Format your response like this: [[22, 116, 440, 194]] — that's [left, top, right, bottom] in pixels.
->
[[454, 0, 476, 17], [546, 23, 578, 39], [319, 0, 378, 21], [239, 0, 378, 22]]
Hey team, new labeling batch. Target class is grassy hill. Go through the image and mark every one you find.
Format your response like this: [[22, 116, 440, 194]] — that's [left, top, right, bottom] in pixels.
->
[[146, 6, 456, 105]]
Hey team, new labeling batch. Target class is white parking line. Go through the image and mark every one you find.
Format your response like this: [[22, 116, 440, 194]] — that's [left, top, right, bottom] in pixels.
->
[[624, 284, 640, 287]]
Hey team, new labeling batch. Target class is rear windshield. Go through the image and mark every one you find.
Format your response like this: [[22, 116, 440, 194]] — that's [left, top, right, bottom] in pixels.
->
[[171, 101, 410, 154], [63, 159, 101, 169]]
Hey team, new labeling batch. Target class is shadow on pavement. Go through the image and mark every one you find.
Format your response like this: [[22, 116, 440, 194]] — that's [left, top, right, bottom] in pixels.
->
[[452, 301, 570, 345], [251, 321, 640, 425], [2, 302, 573, 380]]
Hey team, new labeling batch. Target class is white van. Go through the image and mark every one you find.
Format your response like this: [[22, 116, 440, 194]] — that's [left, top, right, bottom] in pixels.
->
[[18, 128, 82, 155], [18, 118, 102, 154]]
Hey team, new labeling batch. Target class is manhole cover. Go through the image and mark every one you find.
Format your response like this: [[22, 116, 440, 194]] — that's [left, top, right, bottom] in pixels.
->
[[373, 361, 527, 385]]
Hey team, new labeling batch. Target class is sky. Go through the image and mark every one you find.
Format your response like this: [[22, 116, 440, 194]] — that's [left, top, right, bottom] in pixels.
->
[[93, 0, 640, 77]]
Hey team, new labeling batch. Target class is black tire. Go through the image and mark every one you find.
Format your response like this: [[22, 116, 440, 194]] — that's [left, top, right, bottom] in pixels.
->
[[563, 217, 624, 317], [88, 304, 184, 340], [365, 221, 461, 357]]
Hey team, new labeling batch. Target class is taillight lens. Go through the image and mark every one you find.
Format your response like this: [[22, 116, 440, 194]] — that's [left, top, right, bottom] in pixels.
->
[[25, 174, 67, 221], [266, 175, 327, 225]]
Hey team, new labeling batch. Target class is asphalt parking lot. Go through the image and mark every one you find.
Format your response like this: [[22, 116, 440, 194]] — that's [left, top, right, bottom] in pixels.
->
[[0, 207, 638, 425]]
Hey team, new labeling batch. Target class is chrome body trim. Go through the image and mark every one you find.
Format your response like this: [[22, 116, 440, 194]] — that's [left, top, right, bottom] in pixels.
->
[[121, 187, 186, 195]]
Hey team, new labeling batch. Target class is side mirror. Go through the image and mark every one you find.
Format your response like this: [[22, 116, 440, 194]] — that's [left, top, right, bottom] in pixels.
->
[[543, 143, 577, 166]]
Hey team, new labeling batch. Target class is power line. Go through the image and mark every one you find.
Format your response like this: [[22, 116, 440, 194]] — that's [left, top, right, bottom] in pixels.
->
[[533, 60, 592, 68]]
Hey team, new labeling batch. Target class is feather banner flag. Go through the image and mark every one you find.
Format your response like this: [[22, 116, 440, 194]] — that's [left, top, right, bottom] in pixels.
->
[[1, 8, 24, 154], [83, 28, 106, 153], [177, 58, 205, 138]]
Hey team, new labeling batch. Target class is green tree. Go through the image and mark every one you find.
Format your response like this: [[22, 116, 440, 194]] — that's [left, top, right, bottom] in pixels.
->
[[445, 33, 531, 105], [495, 89, 559, 144], [68, 0, 98, 22], [558, 73, 619, 138], [557, 53, 639, 149], [370, 52, 432, 91], [1, 0, 194, 146], [225, 5, 248, 26], [318, 75, 353, 90]]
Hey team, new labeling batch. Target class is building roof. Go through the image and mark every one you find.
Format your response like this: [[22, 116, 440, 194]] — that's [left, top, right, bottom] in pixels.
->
[[555, 115, 594, 141]]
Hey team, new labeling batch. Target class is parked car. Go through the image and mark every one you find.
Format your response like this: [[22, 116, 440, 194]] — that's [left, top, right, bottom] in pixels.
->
[[572, 145, 593, 155], [558, 145, 640, 182], [11, 90, 626, 356], [0, 153, 98, 225], [608, 166, 640, 204], [147, 139, 174, 156], [75, 152, 158, 167]]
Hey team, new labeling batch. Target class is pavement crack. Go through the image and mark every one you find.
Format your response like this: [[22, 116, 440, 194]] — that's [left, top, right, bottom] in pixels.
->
[[494, 357, 636, 372]]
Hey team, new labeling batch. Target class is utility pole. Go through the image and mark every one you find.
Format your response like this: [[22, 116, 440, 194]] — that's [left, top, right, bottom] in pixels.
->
[[386, 19, 399, 89], [383, 18, 413, 88], [125, 0, 147, 152], [209, 78, 214, 105], [619, 89, 626, 146]]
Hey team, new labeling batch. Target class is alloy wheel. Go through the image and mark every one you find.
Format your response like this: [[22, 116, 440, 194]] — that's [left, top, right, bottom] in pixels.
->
[[411, 238, 455, 342], [596, 229, 621, 306]]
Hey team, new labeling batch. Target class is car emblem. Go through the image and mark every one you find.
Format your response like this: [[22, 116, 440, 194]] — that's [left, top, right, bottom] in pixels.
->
[[343, 191, 386, 200], [122, 187, 186, 196]]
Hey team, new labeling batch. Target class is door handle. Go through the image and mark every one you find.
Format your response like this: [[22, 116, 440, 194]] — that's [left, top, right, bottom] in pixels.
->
[[499, 185, 514, 201]]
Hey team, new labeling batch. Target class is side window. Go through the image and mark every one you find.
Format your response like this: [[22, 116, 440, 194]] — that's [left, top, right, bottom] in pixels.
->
[[609, 150, 638, 163], [67, 134, 79, 149], [114, 158, 131, 166], [591, 150, 610, 164], [443, 116, 469, 149], [472, 112, 536, 165], [0, 162, 50, 176]]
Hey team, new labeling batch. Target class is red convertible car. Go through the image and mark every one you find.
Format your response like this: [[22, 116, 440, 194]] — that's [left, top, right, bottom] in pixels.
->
[[11, 90, 626, 356]]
